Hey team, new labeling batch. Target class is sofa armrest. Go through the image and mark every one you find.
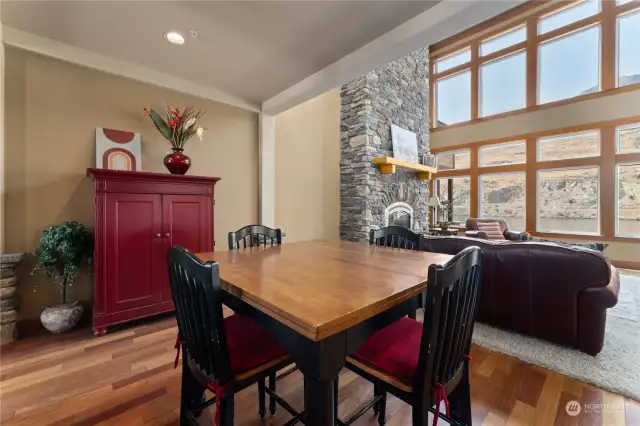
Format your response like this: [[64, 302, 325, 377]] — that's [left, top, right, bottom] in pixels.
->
[[577, 266, 620, 355], [504, 230, 530, 241], [465, 230, 488, 239]]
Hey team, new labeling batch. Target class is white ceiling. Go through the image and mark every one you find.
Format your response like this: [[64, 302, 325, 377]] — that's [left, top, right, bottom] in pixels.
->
[[1, 0, 526, 114], [1, 1, 437, 101]]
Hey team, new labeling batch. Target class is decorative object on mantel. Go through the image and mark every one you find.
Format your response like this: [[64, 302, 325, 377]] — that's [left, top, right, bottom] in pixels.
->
[[96, 128, 141, 171], [143, 105, 205, 174], [372, 157, 437, 180], [0, 253, 25, 345], [31, 221, 93, 334], [390, 124, 418, 164]]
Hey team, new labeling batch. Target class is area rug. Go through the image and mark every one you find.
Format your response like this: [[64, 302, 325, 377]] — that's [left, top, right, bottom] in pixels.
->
[[471, 273, 640, 400]]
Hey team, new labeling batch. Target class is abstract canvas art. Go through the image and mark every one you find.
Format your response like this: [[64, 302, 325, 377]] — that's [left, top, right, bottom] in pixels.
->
[[95, 128, 141, 171], [391, 124, 418, 164]]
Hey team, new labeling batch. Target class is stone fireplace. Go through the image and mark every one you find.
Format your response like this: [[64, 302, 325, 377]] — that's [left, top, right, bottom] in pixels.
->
[[384, 202, 413, 228], [340, 47, 430, 242]]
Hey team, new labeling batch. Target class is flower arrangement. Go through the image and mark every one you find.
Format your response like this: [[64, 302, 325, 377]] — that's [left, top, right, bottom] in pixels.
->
[[143, 105, 205, 150]]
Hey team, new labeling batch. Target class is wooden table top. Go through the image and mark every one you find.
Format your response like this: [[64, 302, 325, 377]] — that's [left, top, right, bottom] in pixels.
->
[[196, 241, 452, 342]]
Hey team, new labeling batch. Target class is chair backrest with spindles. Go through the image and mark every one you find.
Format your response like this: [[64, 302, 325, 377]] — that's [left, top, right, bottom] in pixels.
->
[[167, 246, 232, 384], [369, 226, 422, 250], [228, 225, 282, 250], [415, 246, 483, 401]]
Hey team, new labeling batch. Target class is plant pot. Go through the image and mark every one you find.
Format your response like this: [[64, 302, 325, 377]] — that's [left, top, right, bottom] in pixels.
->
[[40, 301, 83, 334], [164, 148, 191, 175], [440, 224, 450, 230]]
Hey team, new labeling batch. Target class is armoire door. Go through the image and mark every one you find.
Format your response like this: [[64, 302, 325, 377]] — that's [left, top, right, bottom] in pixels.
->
[[104, 193, 164, 312], [161, 194, 213, 301]]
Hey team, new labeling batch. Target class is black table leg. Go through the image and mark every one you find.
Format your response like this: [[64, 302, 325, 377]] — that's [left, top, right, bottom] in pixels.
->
[[294, 332, 346, 426]]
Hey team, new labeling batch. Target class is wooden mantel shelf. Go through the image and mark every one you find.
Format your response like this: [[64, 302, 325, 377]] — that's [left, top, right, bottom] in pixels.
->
[[373, 157, 437, 180]]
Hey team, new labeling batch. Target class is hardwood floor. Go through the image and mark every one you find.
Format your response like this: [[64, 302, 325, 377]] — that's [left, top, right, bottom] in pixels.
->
[[0, 315, 638, 426]]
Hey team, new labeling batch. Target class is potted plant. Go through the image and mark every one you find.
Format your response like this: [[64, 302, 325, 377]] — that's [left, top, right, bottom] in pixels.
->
[[439, 221, 451, 231], [143, 105, 206, 175], [31, 221, 93, 333]]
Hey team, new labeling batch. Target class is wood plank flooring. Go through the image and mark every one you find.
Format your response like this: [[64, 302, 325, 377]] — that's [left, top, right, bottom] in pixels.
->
[[0, 314, 637, 426]]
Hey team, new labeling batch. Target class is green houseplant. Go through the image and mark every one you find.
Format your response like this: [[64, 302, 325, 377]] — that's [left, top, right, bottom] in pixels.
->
[[31, 221, 93, 333]]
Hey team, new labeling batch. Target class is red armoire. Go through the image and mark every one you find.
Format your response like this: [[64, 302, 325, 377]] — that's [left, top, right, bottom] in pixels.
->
[[87, 169, 220, 336]]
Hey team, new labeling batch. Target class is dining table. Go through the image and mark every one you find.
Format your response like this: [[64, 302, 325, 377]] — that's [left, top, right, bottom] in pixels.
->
[[195, 240, 453, 426]]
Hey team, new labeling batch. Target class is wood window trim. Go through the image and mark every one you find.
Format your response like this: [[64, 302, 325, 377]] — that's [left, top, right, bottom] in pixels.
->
[[431, 81, 640, 133], [430, 115, 640, 242], [430, 0, 640, 131]]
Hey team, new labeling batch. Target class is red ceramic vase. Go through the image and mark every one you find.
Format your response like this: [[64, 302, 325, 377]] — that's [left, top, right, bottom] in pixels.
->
[[164, 148, 191, 175]]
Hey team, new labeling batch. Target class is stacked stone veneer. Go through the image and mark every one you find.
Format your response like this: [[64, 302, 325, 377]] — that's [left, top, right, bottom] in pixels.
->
[[340, 47, 430, 242], [1, 253, 24, 345]]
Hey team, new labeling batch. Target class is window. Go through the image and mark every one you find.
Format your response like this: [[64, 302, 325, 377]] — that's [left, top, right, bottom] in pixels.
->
[[538, 0, 600, 34], [436, 150, 471, 171], [479, 141, 526, 167], [480, 172, 526, 230], [435, 48, 471, 73], [616, 163, 640, 237], [436, 177, 471, 225], [537, 167, 599, 234], [480, 26, 527, 56], [617, 10, 640, 87], [431, 0, 640, 128], [539, 26, 601, 104], [435, 72, 471, 126], [480, 51, 526, 117], [617, 123, 640, 153], [538, 131, 600, 161]]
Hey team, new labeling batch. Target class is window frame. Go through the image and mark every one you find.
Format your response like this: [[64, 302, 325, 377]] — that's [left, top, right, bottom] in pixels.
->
[[479, 140, 527, 167], [435, 149, 471, 171], [537, 130, 601, 162], [536, 165, 601, 235], [430, 0, 640, 130], [615, 161, 640, 238], [435, 176, 472, 226], [478, 171, 527, 230], [430, 115, 640, 242], [616, 122, 640, 154]]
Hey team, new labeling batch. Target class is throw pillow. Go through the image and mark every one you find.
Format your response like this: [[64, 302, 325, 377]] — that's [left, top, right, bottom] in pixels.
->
[[476, 221, 505, 240]]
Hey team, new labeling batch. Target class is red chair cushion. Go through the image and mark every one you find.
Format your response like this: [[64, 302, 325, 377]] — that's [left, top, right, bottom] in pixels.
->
[[351, 317, 422, 387], [225, 314, 288, 376]]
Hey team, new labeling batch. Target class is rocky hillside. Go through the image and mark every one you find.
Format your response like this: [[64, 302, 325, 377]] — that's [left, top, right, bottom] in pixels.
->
[[445, 128, 640, 222]]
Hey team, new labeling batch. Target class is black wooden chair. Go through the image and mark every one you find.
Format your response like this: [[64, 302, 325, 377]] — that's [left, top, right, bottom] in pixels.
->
[[228, 224, 282, 249], [228, 224, 294, 399], [370, 226, 424, 319], [167, 246, 300, 426], [369, 226, 423, 250], [338, 246, 483, 426]]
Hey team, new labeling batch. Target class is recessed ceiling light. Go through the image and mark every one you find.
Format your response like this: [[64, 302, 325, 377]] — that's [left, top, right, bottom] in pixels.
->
[[165, 32, 185, 45]]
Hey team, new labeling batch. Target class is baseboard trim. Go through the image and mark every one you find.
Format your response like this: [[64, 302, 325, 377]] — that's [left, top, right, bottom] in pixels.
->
[[611, 260, 640, 271]]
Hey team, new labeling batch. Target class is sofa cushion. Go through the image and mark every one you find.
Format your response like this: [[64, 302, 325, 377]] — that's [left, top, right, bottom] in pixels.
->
[[476, 221, 505, 240]]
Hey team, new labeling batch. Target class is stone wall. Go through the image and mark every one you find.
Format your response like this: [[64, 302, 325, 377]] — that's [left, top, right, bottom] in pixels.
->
[[340, 47, 430, 242]]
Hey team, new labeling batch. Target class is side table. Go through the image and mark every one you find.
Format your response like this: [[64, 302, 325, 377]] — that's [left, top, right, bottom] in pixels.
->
[[428, 227, 459, 236]]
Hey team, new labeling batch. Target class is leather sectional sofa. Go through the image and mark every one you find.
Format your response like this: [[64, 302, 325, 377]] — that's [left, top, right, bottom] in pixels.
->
[[421, 236, 620, 355]]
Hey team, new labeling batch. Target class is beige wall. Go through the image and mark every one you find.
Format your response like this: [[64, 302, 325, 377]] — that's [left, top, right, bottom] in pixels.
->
[[4, 48, 259, 319], [431, 88, 640, 149], [0, 9, 4, 252], [431, 88, 640, 264], [275, 89, 340, 242]]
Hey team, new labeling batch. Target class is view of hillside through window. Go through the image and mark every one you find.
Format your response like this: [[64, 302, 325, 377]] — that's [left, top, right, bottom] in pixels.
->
[[436, 126, 640, 236]]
